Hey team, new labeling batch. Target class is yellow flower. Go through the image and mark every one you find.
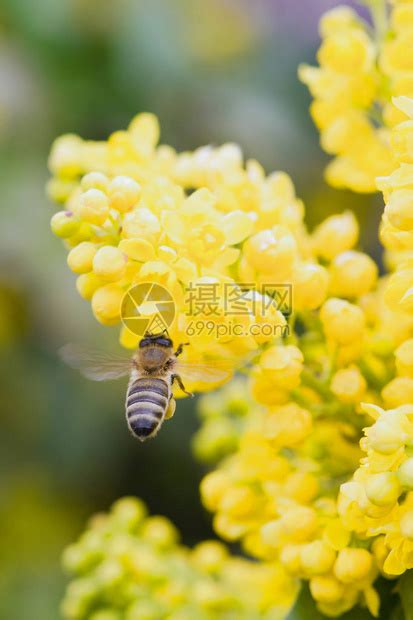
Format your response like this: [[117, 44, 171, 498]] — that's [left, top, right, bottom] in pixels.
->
[[91, 284, 124, 326], [311, 211, 359, 261], [320, 298, 365, 345], [398, 457, 413, 489], [364, 472, 401, 507], [263, 403, 312, 447], [331, 366, 367, 403], [395, 338, 413, 376], [241, 225, 298, 284], [93, 246, 127, 281], [317, 29, 375, 74], [292, 262, 329, 310], [329, 251, 378, 298], [61, 497, 298, 619], [300, 540, 336, 576], [310, 575, 345, 605], [67, 242, 97, 274], [251, 345, 303, 405], [333, 548, 374, 583]]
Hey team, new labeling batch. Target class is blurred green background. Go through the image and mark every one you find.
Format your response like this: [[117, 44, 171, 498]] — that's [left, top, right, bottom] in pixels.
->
[[0, 1, 383, 618]]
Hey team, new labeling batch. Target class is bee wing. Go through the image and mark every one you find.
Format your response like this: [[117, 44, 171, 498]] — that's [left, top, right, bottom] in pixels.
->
[[59, 343, 132, 381], [175, 360, 233, 384]]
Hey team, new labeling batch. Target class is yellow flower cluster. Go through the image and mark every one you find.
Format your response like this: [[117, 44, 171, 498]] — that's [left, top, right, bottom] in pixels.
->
[[61, 497, 298, 620], [333, 87, 413, 585], [51, 6, 413, 617], [192, 378, 258, 464], [339, 403, 413, 577], [299, 1, 413, 193], [50, 110, 404, 617], [199, 400, 380, 617], [380, 96, 413, 308], [195, 212, 409, 616], [48, 113, 323, 379]]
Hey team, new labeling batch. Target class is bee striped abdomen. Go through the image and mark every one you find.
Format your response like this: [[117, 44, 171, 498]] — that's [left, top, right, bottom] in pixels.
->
[[126, 377, 170, 441]]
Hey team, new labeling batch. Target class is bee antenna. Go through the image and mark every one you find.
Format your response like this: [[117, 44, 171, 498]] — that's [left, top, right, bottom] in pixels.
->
[[143, 329, 170, 339]]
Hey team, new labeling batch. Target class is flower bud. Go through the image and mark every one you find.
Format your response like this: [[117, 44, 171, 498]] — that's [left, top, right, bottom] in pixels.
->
[[367, 415, 407, 455], [292, 262, 329, 310], [398, 458, 413, 489], [400, 511, 413, 541], [280, 506, 318, 542], [263, 403, 312, 446], [391, 119, 413, 164], [318, 29, 374, 73], [395, 339, 413, 377], [81, 172, 109, 192], [128, 112, 160, 152], [109, 176, 141, 212], [384, 266, 413, 312], [221, 487, 257, 518], [47, 178, 77, 203], [312, 211, 359, 261], [261, 520, 283, 548], [67, 242, 97, 274], [93, 246, 127, 281], [319, 6, 358, 37], [111, 497, 147, 529], [385, 189, 413, 231], [77, 189, 110, 225], [192, 541, 228, 574], [200, 471, 230, 512], [76, 273, 103, 300], [331, 366, 366, 403], [279, 544, 302, 574], [382, 377, 413, 408], [243, 226, 297, 279], [329, 251, 377, 298], [320, 298, 365, 345], [301, 540, 336, 576], [364, 472, 401, 507], [48, 134, 83, 176], [91, 284, 124, 325], [310, 575, 345, 604], [141, 516, 179, 549], [259, 345, 303, 390], [51, 211, 80, 238], [284, 472, 319, 503], [334, 548, 373, 583], [123, 208, 161, 241]]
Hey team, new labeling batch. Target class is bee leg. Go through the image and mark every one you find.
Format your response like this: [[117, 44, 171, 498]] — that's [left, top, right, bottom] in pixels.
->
[[174, 342, 190, 357], [165, 397, 176, 420], [171, 373, 193, 398]]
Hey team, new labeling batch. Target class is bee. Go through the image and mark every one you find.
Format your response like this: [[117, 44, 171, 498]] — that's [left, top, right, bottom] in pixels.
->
[[60, 332, 231, 441]]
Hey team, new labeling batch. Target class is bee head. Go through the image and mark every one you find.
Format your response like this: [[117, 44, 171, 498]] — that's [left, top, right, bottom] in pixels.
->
[[139, 332, 173, 349]]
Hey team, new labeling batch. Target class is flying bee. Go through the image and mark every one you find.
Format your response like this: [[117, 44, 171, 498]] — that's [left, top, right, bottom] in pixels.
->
[[60, 333, 231, 441]]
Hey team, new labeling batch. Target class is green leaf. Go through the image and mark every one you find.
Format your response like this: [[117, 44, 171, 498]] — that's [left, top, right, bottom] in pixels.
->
[[400, 570, 413, 620]]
